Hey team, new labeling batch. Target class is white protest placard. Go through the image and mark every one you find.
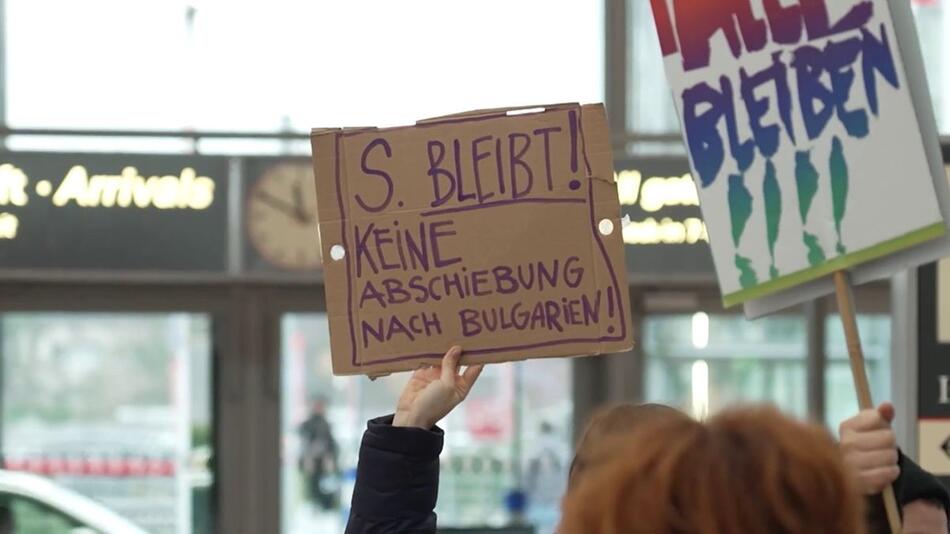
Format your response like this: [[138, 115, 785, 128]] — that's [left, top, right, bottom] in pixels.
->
[[650, 0, 950, 316]]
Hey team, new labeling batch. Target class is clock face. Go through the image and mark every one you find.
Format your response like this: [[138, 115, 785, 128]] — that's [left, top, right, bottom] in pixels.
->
[[246, 162, 321, 271]]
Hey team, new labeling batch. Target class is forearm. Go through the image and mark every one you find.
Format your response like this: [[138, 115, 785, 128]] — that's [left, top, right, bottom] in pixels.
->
[[345, 415, 443, 533]]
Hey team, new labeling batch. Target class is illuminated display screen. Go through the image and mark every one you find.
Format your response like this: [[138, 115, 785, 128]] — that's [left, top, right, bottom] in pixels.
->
[[0, 153, 228, 271], [616, 158, 715, 278], [0, 152, 714, 278]]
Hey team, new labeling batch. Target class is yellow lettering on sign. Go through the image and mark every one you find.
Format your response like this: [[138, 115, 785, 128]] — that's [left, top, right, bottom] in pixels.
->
[[189, 175, 215, 210], [615, 170, 642, 206], [153, 175, 179, 209], [53, 165, 91, 207], [622, 217, 709, 245], [615, 168, 705, 246], [0, 164, 29, 207], [641, 174, 698, 212], [117, 166, 137, 207], [88, 172, 124, 207], [132, 171, 153, 208], [0, 212, 18, 239], [616, 170, 698, 211], [52, 165, 215, 210]]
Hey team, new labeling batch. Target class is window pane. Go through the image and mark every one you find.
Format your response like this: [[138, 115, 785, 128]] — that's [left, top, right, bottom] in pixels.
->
[[824, 314, 891, 434], [280, 313, 572, 534], [645, 313, 807, 418], [0, 312, 214, 534], [627, 2, 950, 135], [913, 2, 950, 133], [7, 495, 82, 533], [5, 1, 189, 131], [7, 1, 603, 133], [627, 0, 679, 134]]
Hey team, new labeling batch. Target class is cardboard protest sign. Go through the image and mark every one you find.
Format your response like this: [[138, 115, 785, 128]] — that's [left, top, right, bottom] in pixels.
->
[[311, 104, 632, 376], [651, 0, 950, 314]]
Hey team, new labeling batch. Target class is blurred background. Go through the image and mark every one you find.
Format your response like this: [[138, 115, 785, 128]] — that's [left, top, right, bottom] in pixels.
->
[[0, 1, 948, 533]]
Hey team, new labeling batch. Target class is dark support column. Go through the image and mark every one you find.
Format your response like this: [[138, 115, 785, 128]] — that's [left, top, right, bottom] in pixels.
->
[[604, 0, 627, 138], [572, 355, 609, 445], [891, 269, 918, 453], [240, 290, 281, 534], [214, 290, 247, 534], [0, 317, 5, 466], [215, 288, 280, 534], [606, 288, 644, 403], [806, 299, 826, 423], [258, 295, 281, 534], [0, 0, 7, 136], [916, 264, 950, 485]]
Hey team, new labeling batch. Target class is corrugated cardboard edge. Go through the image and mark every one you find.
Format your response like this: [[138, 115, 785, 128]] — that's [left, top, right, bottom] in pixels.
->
[[579, 104, 635, 357], [415, 102, 580, 125], [577, 104, 618, 187], [310, 128, 361, 376]]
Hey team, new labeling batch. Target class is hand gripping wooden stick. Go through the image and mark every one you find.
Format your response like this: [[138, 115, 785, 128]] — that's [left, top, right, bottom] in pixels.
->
[[834, 271, 902, 534]]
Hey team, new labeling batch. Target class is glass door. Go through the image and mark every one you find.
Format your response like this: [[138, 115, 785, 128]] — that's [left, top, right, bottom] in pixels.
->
[[825, 313, 892, 433], [279, 313, 573, 534], [0, 312, 214, 534], [644, 312, 808, 418]]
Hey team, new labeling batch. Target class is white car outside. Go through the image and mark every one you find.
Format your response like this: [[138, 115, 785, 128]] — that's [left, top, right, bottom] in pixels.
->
[[0, 469, 148, 534]]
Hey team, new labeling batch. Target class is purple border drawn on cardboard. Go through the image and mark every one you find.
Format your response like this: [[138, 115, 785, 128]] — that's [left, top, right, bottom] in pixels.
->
[[421, 197, 586, 217], [576, 108, 594, 176], [342, 179, 628, 367], [333, 107, 627, 368], [334, 133, 360, 366]]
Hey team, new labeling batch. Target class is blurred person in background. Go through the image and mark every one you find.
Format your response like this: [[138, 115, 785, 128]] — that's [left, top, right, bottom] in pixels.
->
[[526, 421, 567, 531], [298, 395, 340, 512], [560, 405, 865, 534]]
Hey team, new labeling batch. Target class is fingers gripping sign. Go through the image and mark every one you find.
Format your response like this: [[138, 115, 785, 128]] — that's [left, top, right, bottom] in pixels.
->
[[839, 402, 900, 495], [393, 346, 485, 429]]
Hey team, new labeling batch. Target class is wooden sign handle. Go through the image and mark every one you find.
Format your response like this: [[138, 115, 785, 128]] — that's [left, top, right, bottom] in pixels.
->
[[833, 271, 902, 534]]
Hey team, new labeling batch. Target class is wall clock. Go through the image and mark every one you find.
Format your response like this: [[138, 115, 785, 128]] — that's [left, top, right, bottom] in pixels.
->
[[246, 162, 321, 271]]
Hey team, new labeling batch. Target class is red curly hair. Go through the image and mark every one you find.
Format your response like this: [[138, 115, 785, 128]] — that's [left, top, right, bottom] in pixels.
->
[[560, 405, 865, 534], [568, 403, 688, 491]]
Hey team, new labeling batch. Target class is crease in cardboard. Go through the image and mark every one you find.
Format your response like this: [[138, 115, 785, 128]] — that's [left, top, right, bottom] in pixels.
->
[[336, 132, 365, 369], [417, 102, 579, 125]]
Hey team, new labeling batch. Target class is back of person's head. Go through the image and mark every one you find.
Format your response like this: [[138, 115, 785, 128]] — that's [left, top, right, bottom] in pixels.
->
[[568, 403, 688, 491], [561, 405, 865, 534]]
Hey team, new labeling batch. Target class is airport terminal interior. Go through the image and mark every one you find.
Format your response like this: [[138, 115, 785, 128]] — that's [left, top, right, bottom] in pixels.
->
[[1, 1, 950, 533]]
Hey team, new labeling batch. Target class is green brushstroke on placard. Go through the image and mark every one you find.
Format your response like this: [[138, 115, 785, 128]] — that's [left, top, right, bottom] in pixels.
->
[[763, 159, 781, 279], [794, 150, 819, 222], [728, 173, 753, 247], [722, 223, 945, 308], [803, 231, 827, 266], [795, 150, 827, 268], [830, 136, 849, 255], [735, 254, 758, 289]]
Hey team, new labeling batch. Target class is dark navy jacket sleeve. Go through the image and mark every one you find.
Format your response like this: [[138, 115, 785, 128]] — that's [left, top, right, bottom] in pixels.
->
[[866, 452, 950, 534], [344, 415, 443, 534]]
